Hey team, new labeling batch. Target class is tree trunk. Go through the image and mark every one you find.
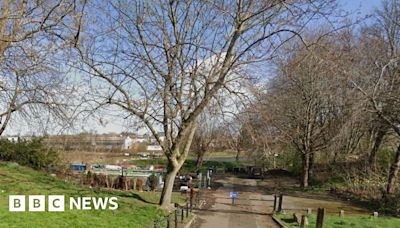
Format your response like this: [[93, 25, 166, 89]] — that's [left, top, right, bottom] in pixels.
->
[[159, 162, 180, 209], [159, 124, 197, 208], [195, 152, 204, 174], [301, 153, 310, 188], [235, 149, 241, 161], [386, 144, 400, 195], [368, 129, 386, 168], [308, 152, 315, 181]]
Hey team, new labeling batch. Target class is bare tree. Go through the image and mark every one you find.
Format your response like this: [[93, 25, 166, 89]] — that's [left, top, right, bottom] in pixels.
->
[[74, 0, 337, 207], [367, 123, 389, 168], [222, 113, 249, 161], [0, 0, 84, 136], [352, 0, 400, 196], [260, 35, 353, 187], [190, 108, 220, 174], [240, 101, 282, 167]]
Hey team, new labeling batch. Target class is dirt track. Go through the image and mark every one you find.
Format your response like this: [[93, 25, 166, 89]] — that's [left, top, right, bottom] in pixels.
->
[[191, 173, 369, 228], [191, 175, 280, 228]]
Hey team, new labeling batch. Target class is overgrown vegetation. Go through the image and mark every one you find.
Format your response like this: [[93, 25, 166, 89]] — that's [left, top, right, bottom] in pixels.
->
[[229, 0, 400, 216], [0, 139, 59, 170]]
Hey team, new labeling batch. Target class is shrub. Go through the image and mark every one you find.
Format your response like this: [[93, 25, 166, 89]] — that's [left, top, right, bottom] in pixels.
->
[[0, 140, 14, 160], [0, 138, 59, 169], [148, 174, 158, 191]]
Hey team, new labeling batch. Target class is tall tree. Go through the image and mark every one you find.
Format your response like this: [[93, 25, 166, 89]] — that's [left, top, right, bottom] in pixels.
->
[[190, 107, 220, 174], [0, 0, 84, 135], [352, 0, 400, 196], [74, 0, 338, 207], [223, 114, 249, 161], [261, 36, 353, 187]]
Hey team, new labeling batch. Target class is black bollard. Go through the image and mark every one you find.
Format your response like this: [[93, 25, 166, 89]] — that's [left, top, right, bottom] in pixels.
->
[[181, 208, 184, 222], [166, 214, 170, 228], [174, 209, 178, 228], [316, 208, 325, 228]]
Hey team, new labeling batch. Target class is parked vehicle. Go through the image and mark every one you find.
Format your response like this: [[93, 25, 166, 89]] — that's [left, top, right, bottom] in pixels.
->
[[70, 163, 86, 173], [105, 164, 122, 171]]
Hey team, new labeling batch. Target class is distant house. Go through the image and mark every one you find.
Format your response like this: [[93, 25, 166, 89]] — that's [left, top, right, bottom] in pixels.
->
[[44, 133, 131, 151], [146, 145, 162, 152], [7, 136, 19, 142], [145, 132, 165, 143], [123, 136, 133, 149], [132, 132, 165, 144], [2, 136, 33, 142], [132, 136, 147, 144]]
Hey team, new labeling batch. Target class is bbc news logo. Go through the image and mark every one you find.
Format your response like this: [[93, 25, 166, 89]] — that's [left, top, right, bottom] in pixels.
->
[[9, 195, 118, 212]]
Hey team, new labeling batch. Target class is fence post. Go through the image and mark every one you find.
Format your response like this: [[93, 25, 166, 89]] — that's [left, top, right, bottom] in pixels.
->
[[199, 175, 202, 189], [186, 202, 189, 218], [174, 209, 178, 228], [273, 194, 277, 212], [190, 188, 194, 211], [277, 194, 283, 213], [166, 214, 170, 228], [300, 215, 308, 228], [133, 178, 137, 191], [316, 208, 325, 228]]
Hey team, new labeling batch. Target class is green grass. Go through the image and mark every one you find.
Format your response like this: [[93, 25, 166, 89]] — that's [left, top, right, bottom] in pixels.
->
[[188, 151, 238, 159], [275, 213, 400, 228], [0, 162, 185, 228]]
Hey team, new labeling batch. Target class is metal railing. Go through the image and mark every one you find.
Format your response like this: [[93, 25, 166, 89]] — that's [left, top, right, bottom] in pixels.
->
[[154, 201, 191, 228], [154, 170, 212, 228]]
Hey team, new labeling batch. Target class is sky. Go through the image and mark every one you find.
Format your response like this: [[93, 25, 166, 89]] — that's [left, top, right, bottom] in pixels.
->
[[96, 0, 382, 136], [339, 0, 381, 17], [2, 0, 386, 137]]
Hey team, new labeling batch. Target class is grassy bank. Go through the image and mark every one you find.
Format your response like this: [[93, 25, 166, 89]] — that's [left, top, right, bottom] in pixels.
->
[[275, 213, 400, 228], [0, 162, 184, 228]]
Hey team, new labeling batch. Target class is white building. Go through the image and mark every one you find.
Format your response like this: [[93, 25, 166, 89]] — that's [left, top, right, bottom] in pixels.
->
[[122, 136, 133, 149], [146, 145, 162, 151], [133, 137, 147, 144], [7, 136, 19, 142]]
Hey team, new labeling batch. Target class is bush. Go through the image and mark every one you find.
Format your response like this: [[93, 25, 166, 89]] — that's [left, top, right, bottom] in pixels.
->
[[0, 138, 59, 169], [277, 147, 302, 176], [148, 174, 158, 191], [380, 194, 400, 216]]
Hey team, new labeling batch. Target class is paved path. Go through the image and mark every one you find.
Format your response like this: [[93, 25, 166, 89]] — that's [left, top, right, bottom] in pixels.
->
[[191, 176, 280, 228]]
